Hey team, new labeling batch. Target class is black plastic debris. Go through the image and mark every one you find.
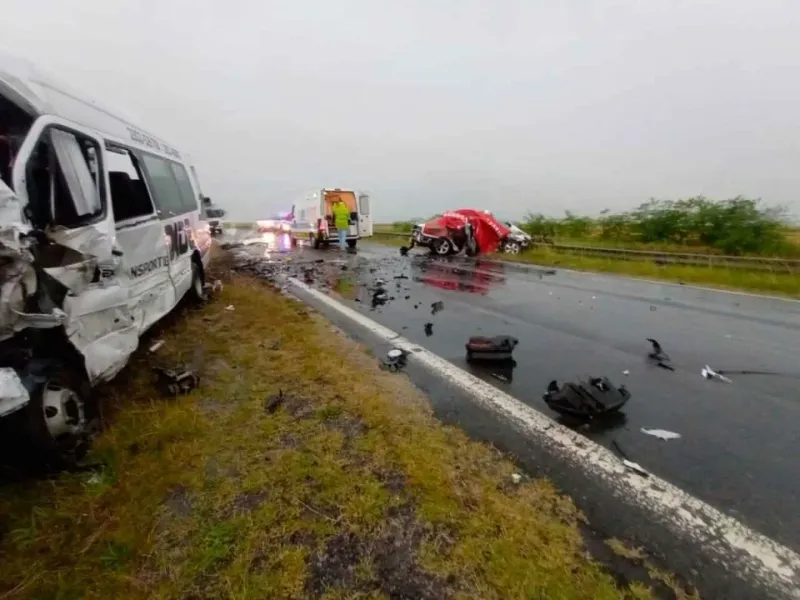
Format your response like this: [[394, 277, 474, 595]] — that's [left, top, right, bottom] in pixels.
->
[[381, 348, 408, 372], [431, 301, 444, 315], [394, 274, 408, 280], [264, 390, 287, 413], [424, 322, 433, 336], [153, 367, 199, 396], [646, 338, 675, 371], [404, 295, 410, 300], [399, 246, 409, 256], [465, 336, 519, 362], [542, 377, 631, 419]]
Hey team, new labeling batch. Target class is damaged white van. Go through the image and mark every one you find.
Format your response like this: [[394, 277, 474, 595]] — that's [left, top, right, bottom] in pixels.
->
[[0, 54, 212, 465]]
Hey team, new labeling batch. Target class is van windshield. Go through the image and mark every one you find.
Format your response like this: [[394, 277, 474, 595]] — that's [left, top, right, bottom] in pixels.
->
[[0, 93, 35, 189]]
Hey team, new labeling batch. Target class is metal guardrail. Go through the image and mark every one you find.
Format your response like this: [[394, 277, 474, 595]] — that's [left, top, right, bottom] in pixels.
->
[[371, 231, 800, 272]]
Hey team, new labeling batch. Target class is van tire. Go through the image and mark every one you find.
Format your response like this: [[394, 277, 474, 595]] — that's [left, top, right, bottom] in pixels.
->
[[312, 234, 321, 250], [347, 239, 357, 250], [25, 364, 95, 468], [187, 259, 205, 304]]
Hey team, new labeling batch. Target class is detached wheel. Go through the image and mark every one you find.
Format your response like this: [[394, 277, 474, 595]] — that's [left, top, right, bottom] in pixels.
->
[[25, 365, 95, 468], [504, 241, 521, 254], [187, 259, 206, 304], [433, 238, 452, 255]]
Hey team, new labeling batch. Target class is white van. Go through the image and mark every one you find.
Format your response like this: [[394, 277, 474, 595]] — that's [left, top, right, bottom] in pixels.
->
[[0, 54, 213, 464], [290, 189, 373, 249]]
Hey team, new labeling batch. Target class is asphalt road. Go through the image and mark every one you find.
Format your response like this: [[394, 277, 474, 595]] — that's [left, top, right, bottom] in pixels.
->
[[227, 230, 800, 556]]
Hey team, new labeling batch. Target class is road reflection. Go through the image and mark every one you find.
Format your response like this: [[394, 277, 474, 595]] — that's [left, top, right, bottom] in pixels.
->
[[411, 258, 506, 295]]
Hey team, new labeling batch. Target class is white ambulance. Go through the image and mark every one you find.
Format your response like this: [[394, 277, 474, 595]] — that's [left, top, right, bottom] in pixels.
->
[[290, 189, 373, 249], [0, 53, 212, 465]]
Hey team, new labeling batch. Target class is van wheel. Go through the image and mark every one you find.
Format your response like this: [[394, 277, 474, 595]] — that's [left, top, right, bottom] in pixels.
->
[[25, 365, 96, 468], [188, 259, 206, 304], [347, 239, 357, 249]]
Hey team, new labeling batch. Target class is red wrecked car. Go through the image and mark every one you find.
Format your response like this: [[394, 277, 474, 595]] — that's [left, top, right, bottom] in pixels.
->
[[408, 209, 511, 256]]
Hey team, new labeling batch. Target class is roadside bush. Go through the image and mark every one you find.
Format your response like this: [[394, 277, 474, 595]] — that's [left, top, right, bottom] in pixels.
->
[[519, 197, 797, 256], [392, 220, 417, 233]]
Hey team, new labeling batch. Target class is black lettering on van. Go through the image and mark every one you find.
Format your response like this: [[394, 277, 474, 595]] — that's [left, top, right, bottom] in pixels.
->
[[129, 255, 169, 278], [164, 218, 191, 261]]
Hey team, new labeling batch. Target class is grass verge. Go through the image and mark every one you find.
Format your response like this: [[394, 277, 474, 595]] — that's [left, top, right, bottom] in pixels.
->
[[0, 250, 696, 599], [365, 235, 800, 297], [496, 247, 800, 297]]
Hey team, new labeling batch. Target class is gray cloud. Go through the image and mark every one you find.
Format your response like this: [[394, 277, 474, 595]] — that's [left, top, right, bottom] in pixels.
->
[[2, 0, 799, 221]]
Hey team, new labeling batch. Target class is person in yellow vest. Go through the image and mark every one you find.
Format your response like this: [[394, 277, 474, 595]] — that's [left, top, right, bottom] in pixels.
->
[[332, 199, 350, 250]]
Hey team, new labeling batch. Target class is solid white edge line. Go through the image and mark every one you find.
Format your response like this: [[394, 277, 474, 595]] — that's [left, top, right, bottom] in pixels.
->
[[288, 276, 800, 598]]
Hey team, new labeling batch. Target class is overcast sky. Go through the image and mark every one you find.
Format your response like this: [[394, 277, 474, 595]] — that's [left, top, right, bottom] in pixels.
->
[[2, 0, 800, 222]]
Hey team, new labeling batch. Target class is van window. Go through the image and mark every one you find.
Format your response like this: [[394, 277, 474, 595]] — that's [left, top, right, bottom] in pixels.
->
[[106, 146, 156, 223], [169, 162, 199, 213], [359, 194, 370, 216], [139, 153, 186, 218], [25, 127, 104, 229]]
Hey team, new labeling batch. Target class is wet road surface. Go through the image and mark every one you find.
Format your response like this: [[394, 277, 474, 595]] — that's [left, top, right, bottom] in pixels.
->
[[226, 231, 800, 554]]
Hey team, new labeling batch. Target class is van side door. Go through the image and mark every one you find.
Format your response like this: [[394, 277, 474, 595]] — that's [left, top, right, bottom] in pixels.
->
[[106, 142, 175, 334], [136, 152, 198, 300]]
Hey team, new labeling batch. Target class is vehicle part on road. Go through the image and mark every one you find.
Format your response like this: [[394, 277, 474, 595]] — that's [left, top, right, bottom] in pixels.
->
[[152, 367, 199, 396], [424, 322, 433, 336], [148, 340, 165, 353], [543, 377, 631, 419], [641, 428, 682, 441], [399, 245, 409, 256], [225, 305, 235, 311], [623, 459, 650, 477], [511, 473, 522, 484], [465, 336, 519, 362], [431, 301, 444, 315], [622, 369, 630, 376], [702, 365, 733, 383], [646, 338, 675, 370], [382, 348, 408, 372]]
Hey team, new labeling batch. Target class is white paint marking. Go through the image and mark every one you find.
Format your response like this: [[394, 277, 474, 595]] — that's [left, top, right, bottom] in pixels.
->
[[288, 276, 800, 598]]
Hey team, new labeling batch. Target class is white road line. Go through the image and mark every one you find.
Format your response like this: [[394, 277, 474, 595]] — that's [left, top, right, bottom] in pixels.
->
[[288, 276, 800, 599]]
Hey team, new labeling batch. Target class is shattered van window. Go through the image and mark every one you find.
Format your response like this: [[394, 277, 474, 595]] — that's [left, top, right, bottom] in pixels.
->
[[25, 127, 104, 228]]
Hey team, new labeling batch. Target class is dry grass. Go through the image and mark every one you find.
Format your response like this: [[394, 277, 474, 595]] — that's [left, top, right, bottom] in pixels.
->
[[0, 253, 694, 599]]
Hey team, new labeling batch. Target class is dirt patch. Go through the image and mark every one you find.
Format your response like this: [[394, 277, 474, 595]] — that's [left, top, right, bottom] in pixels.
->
[[221, 490, 270, 519], [164, 485, 194, 518], [305, 504, 446, 599], [373, 468, 407, 495]]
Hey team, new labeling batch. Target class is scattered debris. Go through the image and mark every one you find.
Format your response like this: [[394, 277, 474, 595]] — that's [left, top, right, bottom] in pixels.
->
[[431, 300, 444, 315], [702, 365, 732, 383], [612, 440, 650, 478], [623, 459, 650, 477], [394, 274, 408, 280], [399, 245, 409, 256], [646, 338, 674, 371], [212, 279, 223, 293], [424, 322, 433, 337], [264, 390, 287, 413], [153, 367, 199, 396], [225, 305, 235, 311], [148, 340, 165, 353], [543, 377, 631, 419], [641, 428, 681, 441], [622, 369, 630, 376], [465, 336, 518, 362], [511, 473, 522, 484], [381, 348, 409, 372], [650, 306, 656, 311]]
